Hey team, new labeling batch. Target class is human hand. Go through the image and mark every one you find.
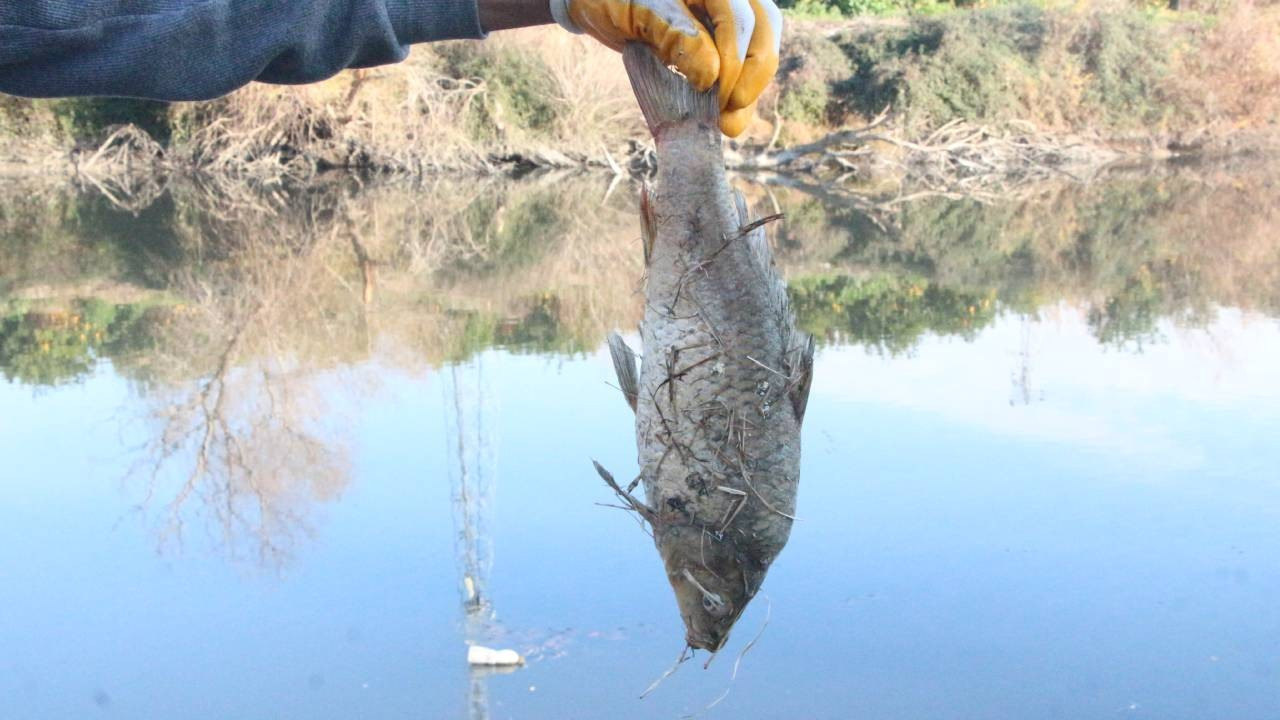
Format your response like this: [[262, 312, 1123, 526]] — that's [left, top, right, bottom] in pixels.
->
[[549, 0, 782, 136]]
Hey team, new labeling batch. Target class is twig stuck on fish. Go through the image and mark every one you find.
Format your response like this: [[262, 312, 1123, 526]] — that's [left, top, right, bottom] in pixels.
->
[[646, 300, 698, 320], [639, 644, 693, 699], [592, 460, 657, 524], [739, 466, 799, 521], [745, 354, 791, 380], [732, 212, 784, 241], [681, 568, 725, 610], [671, 211, 785, 313], [653, 341, 719, 412], [595, 502, 655, 538], [702, 596, 772, 711], [710, 445, 799, 522], [715, 486, 749, 533], [699, 529, 725, 580], [649, 385, 694, 467]]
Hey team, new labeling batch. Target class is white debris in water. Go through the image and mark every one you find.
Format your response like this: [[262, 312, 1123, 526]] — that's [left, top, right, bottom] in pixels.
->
[[467, 645, 525, 666]]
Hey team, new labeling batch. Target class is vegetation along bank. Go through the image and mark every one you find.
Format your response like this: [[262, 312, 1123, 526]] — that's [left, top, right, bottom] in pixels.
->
[[1, 0, 1277, 186]]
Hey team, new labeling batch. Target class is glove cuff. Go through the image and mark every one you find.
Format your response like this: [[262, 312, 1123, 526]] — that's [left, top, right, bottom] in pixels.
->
[[549, 0, 584, 34]]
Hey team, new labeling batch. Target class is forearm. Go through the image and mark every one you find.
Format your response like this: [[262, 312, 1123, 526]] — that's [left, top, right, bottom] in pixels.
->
[[477, 0, 554, 32], [0, 0, 486, 100]]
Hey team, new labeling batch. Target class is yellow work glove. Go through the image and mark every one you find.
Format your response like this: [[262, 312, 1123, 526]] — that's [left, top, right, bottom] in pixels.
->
[[550, 0, 782, 137]]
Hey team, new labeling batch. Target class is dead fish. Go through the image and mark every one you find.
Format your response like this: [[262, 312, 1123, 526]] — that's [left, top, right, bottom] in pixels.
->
[[595, 43, 814, 654]]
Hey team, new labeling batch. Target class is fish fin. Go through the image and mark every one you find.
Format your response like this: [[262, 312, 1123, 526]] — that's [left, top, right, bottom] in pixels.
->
[[607, 331, 640, 413], [787, 331, 815, 424], [622, 43, 719, 136], [745, 212, 772, 276], [733, 189, 750, 227], [640, 182, 656, 266], [735, 191, 808, 421], [732, 190, 776, 278], [593, 459, 658, 524]]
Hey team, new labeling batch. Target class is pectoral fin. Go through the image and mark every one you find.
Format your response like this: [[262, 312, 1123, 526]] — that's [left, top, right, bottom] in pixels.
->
[[640, 182, 656, 266], [788, 333, 815, 423], [608, 332, 640, 413]]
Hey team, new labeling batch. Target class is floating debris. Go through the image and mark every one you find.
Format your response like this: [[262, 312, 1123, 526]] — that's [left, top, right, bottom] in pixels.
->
[[466, 645, 525, 666]]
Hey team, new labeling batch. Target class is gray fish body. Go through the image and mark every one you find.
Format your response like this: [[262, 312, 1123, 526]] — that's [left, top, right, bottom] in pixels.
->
[[604, 45, 814, 652]]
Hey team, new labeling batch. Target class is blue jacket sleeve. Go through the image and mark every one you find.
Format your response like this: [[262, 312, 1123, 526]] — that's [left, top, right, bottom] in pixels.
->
[[0, 0, 486, 100]]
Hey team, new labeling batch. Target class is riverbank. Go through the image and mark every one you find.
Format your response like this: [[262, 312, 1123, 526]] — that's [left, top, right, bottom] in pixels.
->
[[1, 2, 1278, 188]]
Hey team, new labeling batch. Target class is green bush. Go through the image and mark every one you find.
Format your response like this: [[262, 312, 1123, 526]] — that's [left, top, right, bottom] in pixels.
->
[[788, 273, 997, 353], [0, 299, 161, 386], [438, 294, 590, 362], [435, 45, 560, 140], [827, 3, 1183, 132], [777, 34, 853, 124], [779, 0, 950, 17], [1072, 8, 1174, 126], [836, 4, 1050, 129], [46, 98, 172, 143]]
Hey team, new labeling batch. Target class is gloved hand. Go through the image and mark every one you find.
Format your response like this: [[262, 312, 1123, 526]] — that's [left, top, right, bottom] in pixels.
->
[[549, 0, 782, 137]]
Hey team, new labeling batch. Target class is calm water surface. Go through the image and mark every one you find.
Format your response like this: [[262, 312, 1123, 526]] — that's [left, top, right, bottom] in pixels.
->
[[2, 165, 1280, 719]]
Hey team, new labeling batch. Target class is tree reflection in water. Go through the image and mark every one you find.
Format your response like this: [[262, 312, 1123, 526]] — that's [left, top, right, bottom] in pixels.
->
[[134, 233, 357, 568], [2, 162, 1279, 572]]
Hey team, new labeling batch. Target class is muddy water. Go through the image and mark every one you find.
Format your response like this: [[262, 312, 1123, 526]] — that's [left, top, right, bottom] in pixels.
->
[[2, 164, 1280, 719]]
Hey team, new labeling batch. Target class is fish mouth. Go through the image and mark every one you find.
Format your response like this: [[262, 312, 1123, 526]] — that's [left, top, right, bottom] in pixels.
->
[[681, 609, 728, 652], [685, 629, 727, 652]]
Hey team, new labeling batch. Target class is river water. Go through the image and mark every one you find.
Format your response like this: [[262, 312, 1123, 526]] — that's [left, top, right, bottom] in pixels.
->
[[2, 163, 1280, 719]]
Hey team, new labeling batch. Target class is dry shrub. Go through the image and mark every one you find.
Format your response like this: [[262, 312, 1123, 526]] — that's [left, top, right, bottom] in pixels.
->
[[526, 31, 645, 150], [1168, 1, 1280, 132], [7, 5, 1280, 177], [151, 172, 644, 366], [165, 29, 643, 179], [169, 60, 491, 177]]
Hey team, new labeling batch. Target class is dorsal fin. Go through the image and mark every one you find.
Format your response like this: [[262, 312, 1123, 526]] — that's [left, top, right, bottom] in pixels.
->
[[733, 188, 750, 226], [735, 189, 812, 423], [787, 332, 815, 423], [607, 332, 640, 413]]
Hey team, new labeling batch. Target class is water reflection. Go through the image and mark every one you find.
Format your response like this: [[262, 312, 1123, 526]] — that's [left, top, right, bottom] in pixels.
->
[[444, 358, 542, 719], [2, 163, 1280, 717], [1, 164, 1279, 567], [5, 164, 1277, 384]]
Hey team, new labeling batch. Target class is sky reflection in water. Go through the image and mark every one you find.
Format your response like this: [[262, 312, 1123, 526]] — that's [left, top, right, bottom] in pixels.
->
[[2, 168, 1280, 719]]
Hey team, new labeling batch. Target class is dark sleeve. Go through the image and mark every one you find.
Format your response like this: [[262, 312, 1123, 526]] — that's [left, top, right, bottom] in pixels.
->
[[0, 0, 486, 100]]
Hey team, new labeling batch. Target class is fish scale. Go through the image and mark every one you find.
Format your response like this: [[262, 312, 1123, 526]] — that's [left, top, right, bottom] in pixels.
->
[[595, 43, 814, 652]]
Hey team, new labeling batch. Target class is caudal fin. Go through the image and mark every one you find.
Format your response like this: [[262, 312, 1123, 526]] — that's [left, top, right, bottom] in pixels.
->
[[622, 43, 719, 136]]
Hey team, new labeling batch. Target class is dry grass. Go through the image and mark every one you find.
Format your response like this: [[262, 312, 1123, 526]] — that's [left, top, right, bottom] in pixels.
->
[[164, 29, 644, 179], [1169, 1, 1280, 133]]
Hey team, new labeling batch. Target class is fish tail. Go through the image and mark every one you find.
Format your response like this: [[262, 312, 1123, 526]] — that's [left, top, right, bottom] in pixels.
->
[[622, 43, 719, 137]]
